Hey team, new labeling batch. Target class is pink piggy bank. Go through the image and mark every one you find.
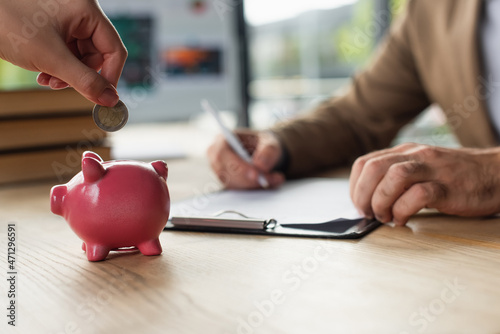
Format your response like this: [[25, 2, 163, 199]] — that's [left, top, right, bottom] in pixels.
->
[[50, 151, 170, 261]]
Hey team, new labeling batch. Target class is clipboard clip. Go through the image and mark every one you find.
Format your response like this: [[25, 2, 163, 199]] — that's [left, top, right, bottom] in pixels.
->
[[170, 210, 277, 230]]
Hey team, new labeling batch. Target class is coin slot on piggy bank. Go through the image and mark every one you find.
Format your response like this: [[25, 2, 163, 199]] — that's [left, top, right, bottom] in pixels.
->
[[50, 151, 170, 261]]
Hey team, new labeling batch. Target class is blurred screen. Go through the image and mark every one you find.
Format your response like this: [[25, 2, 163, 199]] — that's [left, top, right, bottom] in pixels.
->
[[100, 0, 243, 123], [162, 46, 222, 76]]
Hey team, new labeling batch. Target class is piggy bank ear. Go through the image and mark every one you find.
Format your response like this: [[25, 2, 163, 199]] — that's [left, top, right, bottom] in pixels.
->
[[151, 161, 168, 179], [82, 157, 105, 183], [82, 151, 103, 162]]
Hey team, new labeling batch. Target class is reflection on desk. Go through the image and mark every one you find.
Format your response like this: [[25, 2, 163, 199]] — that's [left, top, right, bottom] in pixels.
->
[[0, 158, 499, 334]]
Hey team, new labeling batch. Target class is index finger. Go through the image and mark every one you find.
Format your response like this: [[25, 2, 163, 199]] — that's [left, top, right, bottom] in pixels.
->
[[349, 143, 418, 201], [90, 8, 127, 87]]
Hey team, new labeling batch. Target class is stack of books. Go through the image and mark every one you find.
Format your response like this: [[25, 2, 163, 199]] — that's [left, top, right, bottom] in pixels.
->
[[0, 88, 110, 184]]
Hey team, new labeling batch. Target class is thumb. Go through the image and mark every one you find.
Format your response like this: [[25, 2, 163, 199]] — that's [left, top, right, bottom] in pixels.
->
[[252, 133, 282, 172], [42, 40, 119, 107]]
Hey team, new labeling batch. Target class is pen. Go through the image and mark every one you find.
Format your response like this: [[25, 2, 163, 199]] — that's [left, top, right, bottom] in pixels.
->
[[201, 99, 269, 188]]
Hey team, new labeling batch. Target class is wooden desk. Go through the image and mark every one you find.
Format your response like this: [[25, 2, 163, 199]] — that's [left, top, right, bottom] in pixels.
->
[[1, 158, 499, 334]]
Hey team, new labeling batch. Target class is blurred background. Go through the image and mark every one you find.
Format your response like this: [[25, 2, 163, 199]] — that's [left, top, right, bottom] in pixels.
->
[[0, 0, 457, 156]]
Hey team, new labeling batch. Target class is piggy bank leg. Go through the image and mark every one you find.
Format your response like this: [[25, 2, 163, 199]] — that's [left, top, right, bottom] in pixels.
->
[[137, 238, 162, 256], [85, 244, 110, 261], [82, 242, 86, 251]]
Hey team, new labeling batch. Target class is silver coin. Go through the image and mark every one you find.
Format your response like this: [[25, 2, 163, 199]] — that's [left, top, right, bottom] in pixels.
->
[[92, 100, 128, 132]]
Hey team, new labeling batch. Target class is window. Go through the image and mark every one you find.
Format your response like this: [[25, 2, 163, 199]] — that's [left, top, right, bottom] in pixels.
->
[[245, 0, 394, 128], [245, 0, 458, 147]]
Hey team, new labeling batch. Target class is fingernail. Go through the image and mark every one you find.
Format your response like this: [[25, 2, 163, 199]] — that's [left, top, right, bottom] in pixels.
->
[[98, 88, 119, 106], [53, 83, 69, 90], [38, 76, 49, 85]]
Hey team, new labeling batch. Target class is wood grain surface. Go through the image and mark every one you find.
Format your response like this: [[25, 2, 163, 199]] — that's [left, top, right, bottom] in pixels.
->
[[0, 158, 499, 334]]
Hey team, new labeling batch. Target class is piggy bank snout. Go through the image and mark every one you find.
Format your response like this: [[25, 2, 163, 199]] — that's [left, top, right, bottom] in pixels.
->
[[50, 185, 67, 216]]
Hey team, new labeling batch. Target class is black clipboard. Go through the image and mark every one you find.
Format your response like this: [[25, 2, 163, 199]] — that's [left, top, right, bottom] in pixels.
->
[[163, 212, 381, 239]]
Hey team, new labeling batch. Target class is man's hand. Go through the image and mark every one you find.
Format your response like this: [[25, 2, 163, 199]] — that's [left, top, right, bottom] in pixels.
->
[[350, 143, 500, 226], [207, 129, 285, 189], [0, 0, 127, 107]]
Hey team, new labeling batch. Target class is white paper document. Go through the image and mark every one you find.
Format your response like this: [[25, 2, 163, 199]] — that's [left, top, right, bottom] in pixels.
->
[[170, 178, 362, 224]]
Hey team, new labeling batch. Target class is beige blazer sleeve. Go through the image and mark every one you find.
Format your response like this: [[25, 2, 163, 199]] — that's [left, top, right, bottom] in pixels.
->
[[272, 1, 432, 178]]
